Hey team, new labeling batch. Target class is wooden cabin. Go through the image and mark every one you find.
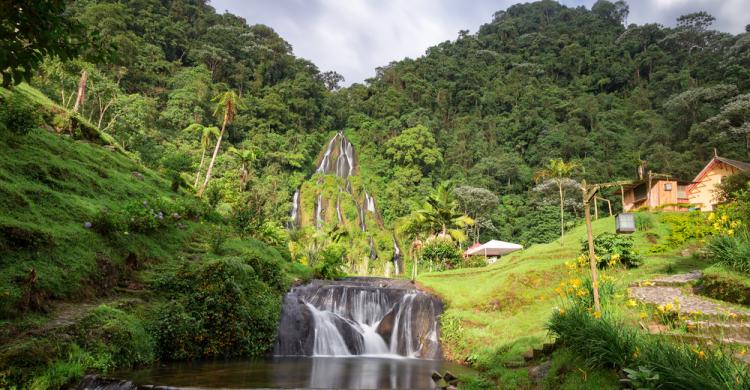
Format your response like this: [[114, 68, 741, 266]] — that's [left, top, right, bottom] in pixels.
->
[[622, 178, 692, 212], [687, 156, 750, 211]]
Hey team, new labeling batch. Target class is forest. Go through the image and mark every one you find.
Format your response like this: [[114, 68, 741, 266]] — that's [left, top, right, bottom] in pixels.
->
[[2, 0, 750, 388]]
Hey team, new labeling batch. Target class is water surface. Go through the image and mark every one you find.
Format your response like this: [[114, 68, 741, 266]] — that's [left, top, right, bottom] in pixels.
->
[[125, 356, 473, 389]]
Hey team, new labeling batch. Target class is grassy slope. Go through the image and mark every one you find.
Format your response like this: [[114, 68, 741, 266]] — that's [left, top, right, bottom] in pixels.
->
[[419, 214, 705, 386]]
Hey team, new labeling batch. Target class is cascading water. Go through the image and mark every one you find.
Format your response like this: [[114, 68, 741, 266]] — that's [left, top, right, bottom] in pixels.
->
[[316, 133, 340, 173], [368, 236, 378, 260], [275, 278, 442, 359], [315, 193, 324, 229], [288, 188, 300, 228], [392, 239, 402, 275], [336, 196, 343, 224]]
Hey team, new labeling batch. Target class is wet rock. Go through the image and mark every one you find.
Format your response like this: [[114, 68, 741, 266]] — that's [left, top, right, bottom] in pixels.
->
[[375, 306, 397, 344]]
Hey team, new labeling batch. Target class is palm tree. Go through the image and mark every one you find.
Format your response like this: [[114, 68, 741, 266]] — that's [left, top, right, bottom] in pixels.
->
[[534, 158, 579, 246], [415, 182, 474, 242], [183, 124, 220, 188], [198, 90, 244, 197], [228, 147, 256, 191]]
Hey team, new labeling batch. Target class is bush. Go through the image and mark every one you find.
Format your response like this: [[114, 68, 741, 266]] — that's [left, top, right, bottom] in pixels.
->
[[548, 306, 750, 389], [149, 258, 281, 359], [706, 230, 750, 273], [73, 305, 155, 371], [634, 213, 653, 231], [422, 238, 462, 271], [0, 93, 42, 135], [314, 244, 346, 280], [580, 232, 642, 269], [93, 199, 183, 235]]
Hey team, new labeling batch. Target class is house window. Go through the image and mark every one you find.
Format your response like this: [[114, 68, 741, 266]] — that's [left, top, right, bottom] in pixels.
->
[[677, 184, 687, 199], [664, 183, 672, 191], [633, 183, 647, 202]]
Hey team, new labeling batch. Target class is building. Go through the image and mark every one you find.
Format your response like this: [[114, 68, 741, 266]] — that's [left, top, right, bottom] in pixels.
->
[[622, 176, 692, 212], [621, 154, 750, 212], [688, 155, 750, 211]]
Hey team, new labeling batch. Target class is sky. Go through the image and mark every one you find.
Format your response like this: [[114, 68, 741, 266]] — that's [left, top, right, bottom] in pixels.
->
[[209, 0, 748, 85]]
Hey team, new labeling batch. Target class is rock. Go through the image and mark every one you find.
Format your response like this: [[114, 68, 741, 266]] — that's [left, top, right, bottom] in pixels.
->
[[431, 371, 443, 382], [529, 360, 553, 383], [443, 371, 458, 383], [542, 342, 556, 354], [83, 221, 92, 229], [131, 171, 144, 180], [523, 349, 535, 361], [434, 378, 448, 388], [376, 306, 397, 345], [171, 212, 181, 220]]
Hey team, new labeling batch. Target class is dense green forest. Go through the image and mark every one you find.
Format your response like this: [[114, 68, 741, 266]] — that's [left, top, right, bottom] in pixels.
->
[[13, 0, 748, 248], [3, 0, 750, 388]]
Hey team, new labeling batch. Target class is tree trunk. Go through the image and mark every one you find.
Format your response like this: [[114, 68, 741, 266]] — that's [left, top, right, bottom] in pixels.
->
[[558, 181, 565, 246], [194, 147, 206, 187], [72, 70, 88, 113], [198, 113, 227, 197]]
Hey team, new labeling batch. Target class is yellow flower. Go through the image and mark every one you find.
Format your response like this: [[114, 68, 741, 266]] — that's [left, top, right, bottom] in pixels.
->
[[639, 312, 648, 319], [665, 303, 674, 311], [722, 214, 729, 222], [571, 278, 582, 288], [558, 308, 566, 315], [626, 299, 637, 307], [673, 297, 680, 305], [728, 229, 735, 236], [698, 350, 706, 359], [729, 312, 738, 319], [593, 311, 602, 319], [708, 213, 716, 221]]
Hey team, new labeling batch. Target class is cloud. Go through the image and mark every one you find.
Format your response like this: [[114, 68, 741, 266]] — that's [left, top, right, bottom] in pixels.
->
[[209, 0, 748, 85]]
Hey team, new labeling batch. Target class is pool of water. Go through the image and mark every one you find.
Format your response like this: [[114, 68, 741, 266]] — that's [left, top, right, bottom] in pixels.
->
[[123, 356, 473, 389]]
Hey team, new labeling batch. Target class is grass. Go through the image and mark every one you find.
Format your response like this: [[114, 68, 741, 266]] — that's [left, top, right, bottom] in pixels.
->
[[418, 213, 710, 387]]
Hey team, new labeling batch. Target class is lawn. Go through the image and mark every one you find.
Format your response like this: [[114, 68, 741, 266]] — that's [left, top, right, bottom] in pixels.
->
[[418, 213, 708, 386]]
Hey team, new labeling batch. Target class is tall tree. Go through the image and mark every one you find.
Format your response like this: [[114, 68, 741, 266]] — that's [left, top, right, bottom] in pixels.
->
[[534, 159, 579, 246], [198, 90, 243, 197], [184, 124, 220, 187]]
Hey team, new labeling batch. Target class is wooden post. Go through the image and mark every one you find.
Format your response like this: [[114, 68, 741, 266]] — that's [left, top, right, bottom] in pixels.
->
[[620, 186, 625, 212], [647, 171, 653, 210], [594, 196, 599, 221], [581, 180, 602, 314], [607, 197, 612, 216]]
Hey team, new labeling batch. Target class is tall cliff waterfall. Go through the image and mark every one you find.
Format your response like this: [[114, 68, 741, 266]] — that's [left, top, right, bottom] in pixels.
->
[[275, 278, 442, 359]]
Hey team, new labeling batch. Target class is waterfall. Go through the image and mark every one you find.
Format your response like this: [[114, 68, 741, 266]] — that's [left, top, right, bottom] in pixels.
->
[[365, 192, 376, 213], [336, 197, 343, 224], [316, 133, 340, 174], [288, 189, 300, 228], [369, 236, 378, 260], [315, 193, 324, 229], [274, 278, 443, 359]]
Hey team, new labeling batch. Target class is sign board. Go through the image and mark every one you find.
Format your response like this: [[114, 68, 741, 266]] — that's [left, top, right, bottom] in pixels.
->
[[616, 213, 636, 234]]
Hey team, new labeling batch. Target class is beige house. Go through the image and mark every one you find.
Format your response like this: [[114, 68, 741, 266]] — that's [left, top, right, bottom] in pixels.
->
[[688, 155, 750, 211]]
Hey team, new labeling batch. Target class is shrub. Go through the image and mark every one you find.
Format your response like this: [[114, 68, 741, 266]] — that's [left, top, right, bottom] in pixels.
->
[[149, 258, 281, 359], [422, 238, 462, 271], [93, 199, 181, 235], [314, 244, 347, 280], [0, 93, 42, 135], [548, 306, 750, 389], [73, 305, 155, 371], [705, 230, 750, 273], [634, 213, 653, 231], [580, 232, 642, 269]]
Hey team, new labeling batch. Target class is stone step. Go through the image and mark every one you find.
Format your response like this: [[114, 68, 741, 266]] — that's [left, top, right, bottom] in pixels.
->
[[630, 271, 702, 288], [662, 332, 750, 347], [629, 286, 750, 322], [685, 320, 750, 339]]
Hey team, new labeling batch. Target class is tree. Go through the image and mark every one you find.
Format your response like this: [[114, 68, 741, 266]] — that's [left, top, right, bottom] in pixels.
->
[[0, 0, 89, 87], [534, 159, 579, 246], [385, 125, 443, 175], [183, 124, 220, 187], [198, 90, 244, 197], [454, 186, 499, 242], [415, 182, 474, 241], [229, 147, 257, 191]]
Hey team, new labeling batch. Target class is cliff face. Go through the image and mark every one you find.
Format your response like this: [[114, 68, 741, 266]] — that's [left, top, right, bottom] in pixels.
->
[[290, 131, 403, 276]]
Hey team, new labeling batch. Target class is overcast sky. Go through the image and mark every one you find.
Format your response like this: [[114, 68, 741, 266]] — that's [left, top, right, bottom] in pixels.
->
[[209, 0, 748, 85]]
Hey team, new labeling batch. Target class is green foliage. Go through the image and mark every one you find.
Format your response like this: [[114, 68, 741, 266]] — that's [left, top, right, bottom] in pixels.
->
[[149, 257, 281, 359], [422, 238, 462, 271], [698, 266, 750, 306], [706, 230, 750, 273], [73, 305, 155, 370], [650, 212, 712, 252], [548, 306, 750, 390], [314, 244, 347, 280], [92, 199, 187, 235], [634, 213, 653, 231], [581, 232, 642, 269], [385, 124, 442, 174], [0, 93, 42, 135]]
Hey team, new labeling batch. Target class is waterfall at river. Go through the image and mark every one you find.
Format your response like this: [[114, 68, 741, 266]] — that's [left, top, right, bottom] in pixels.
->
[[288, 188, 300, 228], [275, 278, 442, 359]]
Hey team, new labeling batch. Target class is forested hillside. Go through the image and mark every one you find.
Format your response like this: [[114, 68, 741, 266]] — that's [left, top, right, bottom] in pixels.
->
[[18, 0, 750, 248]]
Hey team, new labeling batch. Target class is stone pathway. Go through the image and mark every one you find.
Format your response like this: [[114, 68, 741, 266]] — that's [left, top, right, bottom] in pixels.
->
[[629, 286, 750, 319]]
